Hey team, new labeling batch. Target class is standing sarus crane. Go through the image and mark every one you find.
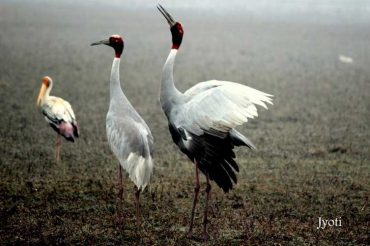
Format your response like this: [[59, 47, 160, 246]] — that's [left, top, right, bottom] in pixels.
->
[[91, 35, 154, 225], [157, 5, 273, 240], [36, 76, 80, 162]]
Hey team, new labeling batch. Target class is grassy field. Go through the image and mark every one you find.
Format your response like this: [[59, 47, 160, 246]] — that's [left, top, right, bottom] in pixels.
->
[[0, 2, 369, 245]]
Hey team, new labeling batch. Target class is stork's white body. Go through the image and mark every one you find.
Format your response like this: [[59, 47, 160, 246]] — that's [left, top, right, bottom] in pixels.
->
[[36, 76, 79, 161], [38, 80, 79, 141]]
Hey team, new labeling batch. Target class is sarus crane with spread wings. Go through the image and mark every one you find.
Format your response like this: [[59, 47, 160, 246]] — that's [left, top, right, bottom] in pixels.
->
[[157, 5, 273, 240]]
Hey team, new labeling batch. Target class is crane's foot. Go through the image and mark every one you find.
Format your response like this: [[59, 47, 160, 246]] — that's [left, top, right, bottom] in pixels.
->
[[185, 231, 194, 239], [134, 188, 142, 227], [201, 232, 210, 241], [118, 189, 123, 201], [116, 215, 124, 230], [135, 211, 142, 227], [115, 201, 124, 230]]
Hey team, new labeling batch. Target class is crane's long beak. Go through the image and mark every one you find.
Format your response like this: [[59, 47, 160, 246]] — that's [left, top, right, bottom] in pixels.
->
[[36, 83, 47, 106], [90, 39, 110, 46], [157, 4, 176, 27]]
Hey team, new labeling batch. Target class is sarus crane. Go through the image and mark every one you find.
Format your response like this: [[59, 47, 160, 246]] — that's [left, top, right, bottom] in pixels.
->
[[36, 76, 80, 162], [91, 35, 154, 225], [157, 5, 273, 240]]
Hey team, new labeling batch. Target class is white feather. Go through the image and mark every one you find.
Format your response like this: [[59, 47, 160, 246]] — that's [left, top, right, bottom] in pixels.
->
[[106, 116, 153, 190], [41, 96, 76, 124], [125, 153, 153, 190], [174, 80, 273, 136]]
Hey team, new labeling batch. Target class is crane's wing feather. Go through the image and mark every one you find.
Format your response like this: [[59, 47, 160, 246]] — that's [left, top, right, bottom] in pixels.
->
[[184, 80, 224, 97], [177, 80, 273, 137], [106, 114, 153, 190], [169, 123, 240, 192]]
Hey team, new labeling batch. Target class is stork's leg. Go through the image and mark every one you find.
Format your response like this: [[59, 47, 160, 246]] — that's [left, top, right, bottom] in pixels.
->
[[186, 159, 200, 239], [134, 187, 141, 226], [202, 174, 211, 241], [117, 165, 124, 227], [55, 134, 61, 162]]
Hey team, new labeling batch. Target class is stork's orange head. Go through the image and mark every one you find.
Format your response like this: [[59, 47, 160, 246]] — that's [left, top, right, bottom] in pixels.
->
[[42, 76, 52, 87], [37, 76, 52, 106]]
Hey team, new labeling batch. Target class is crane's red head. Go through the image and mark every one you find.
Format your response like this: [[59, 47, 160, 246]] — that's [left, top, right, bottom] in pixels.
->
[[157, 4, 184, 50], [91, 35, 124, 58]]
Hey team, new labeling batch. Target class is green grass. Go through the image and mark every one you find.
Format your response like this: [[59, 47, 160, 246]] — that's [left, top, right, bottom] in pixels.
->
[[1, 154, 368, 245]]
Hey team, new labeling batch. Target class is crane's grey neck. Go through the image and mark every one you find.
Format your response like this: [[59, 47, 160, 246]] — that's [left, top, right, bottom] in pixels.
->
[[160, 49, 183, 113], [110, 58, 129, 104]]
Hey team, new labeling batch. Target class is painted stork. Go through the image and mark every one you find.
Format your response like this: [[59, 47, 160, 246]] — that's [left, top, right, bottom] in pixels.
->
[[36, 76, 80, 162], [91, 35, 154, 225], [157, 5, 273, 240]]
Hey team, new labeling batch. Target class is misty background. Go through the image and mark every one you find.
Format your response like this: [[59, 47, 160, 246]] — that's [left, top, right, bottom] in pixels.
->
[[5, 0, 370, 23]]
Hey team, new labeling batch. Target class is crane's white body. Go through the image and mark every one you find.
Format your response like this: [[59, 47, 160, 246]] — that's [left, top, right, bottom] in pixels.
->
[[107, 58, 153, 190], [160, 47, 273, 240], [157, 4, 273, 239]]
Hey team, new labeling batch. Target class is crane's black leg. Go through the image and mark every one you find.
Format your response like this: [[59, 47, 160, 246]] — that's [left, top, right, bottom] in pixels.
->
[[134, 187, 141, 226], [202, 174, 211, 241], [55, 134, 61, 162], [118, 165, 123, 200], [117, 165, 124, 228], [186, 159, 200, 239]]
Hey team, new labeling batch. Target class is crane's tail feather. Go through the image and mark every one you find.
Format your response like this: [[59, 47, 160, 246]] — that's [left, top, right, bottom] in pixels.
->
[[201, 158, 236, 193], [226, 157, 239, 172], [194, 131, 242, 193], [122, 153, 153, 191], [229, 129, 256, 150]]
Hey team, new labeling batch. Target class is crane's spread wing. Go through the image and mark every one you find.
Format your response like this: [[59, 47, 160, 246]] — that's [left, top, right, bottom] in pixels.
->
[[177, 80, 273, 137], [106, 114, 153, 190], [184, 80, 225, 97], [41, 96, 76, 124]]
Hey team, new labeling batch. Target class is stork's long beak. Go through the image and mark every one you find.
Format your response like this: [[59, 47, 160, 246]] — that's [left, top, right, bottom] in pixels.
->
[[37, 83, 47, 106], [90, 39, 110, 46], [157, 4, 176, 27]]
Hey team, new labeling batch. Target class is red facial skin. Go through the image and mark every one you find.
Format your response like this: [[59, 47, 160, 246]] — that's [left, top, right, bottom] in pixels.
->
[[109, 36, 124, 58], [171, 23, 184, 50]]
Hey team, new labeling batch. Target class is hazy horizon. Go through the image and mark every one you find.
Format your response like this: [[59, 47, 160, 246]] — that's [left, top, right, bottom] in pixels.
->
[[3, 0, 370, 24]]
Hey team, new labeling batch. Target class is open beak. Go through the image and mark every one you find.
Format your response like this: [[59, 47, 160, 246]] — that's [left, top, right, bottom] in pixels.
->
[[36, 83, 47, 106], [90, 39, 110, 46], [157, 4, 176, 27]]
